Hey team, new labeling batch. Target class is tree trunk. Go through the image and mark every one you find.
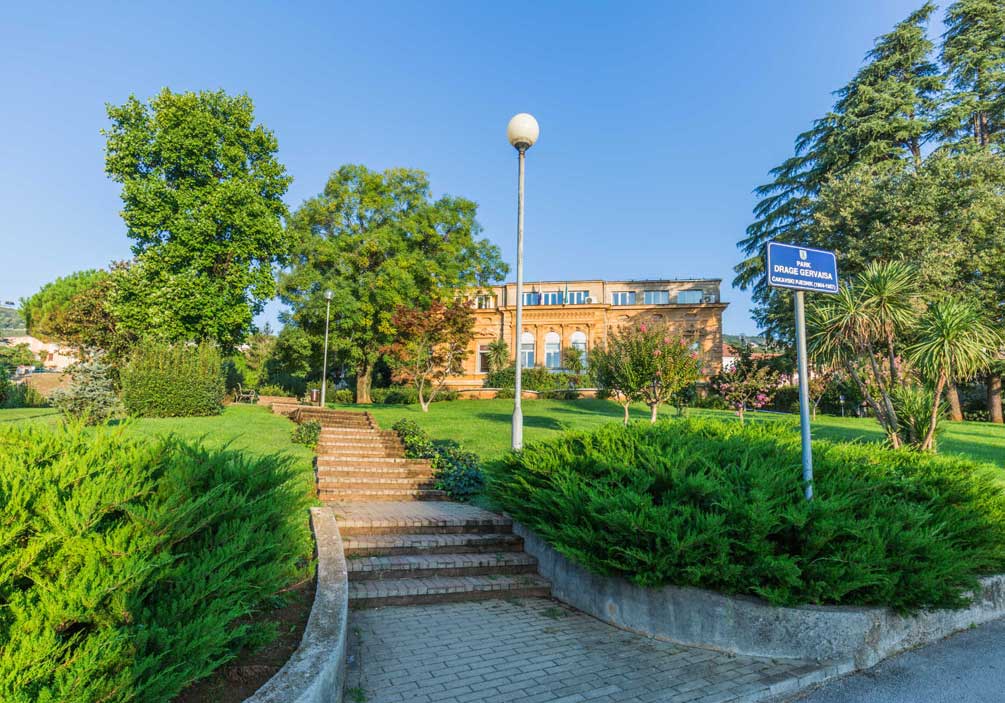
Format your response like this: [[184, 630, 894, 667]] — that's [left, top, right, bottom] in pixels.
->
[[921, 374, 946, 452], [738, 406, 745, 424], [649, 404, 659, 423], [989, 374, 1003, 424], [946, 383, 963, 422], [355, 361, 374, 404], [622, 402, 630, 425]]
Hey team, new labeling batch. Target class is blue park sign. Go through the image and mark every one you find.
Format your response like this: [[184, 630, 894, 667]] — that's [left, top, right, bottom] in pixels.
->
[[766, 242, 840, 294]]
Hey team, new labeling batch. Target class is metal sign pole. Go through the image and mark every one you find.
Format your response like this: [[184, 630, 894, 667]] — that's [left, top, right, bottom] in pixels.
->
[[793, 290, 813, 501]]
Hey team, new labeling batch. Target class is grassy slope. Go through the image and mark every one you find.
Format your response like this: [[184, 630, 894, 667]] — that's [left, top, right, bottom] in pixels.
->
[[331, 398, 1005, 467], [0, 404, 314, 469]]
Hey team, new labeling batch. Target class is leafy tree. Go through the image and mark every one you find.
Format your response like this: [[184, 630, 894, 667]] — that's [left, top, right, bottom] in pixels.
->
[[104, 89, 292, 350], [907, 297, 1002, 449], [942, 0, 1005, 148], [21, 270, 107, 340], [561, 346, 587, 383], [736, 3, 942, 341], [712, 344, 781, 423], [0, 344, 36, 371], [590, 322, 701, 423], [280, 165, 506, 403], [385, 299, 475, 412]]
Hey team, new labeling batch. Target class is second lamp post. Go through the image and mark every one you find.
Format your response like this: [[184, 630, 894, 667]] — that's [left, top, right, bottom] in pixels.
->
[[320, 289, 333, 407], [507, 113, 540, 450]]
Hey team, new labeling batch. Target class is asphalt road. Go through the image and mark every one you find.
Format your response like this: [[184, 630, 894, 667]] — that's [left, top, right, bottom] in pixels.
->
[[786, 618, 1005, 703]]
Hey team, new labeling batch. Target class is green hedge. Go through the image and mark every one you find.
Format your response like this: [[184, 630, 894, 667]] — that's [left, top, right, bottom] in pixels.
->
[[0, 421, 313, 702], [487, 418, 1005, 611], [121, 341, 226, 417], [370, 386, 459, 405]]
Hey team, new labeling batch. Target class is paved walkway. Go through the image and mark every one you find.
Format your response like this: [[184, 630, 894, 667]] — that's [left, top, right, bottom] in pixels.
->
[[346, 598, 840, 703], [782, 618, 1005, 703]]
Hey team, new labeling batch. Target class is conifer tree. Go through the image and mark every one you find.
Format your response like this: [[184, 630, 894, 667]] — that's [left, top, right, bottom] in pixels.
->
[[736, 3, 942, 340], [942, 0, 1005, 147]]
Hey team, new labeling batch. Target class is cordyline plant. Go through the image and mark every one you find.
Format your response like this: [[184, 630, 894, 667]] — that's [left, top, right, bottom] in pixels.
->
[[590, 321, 701, 423], [809, 261, 1003, 451], [385, 299, 475, 412]]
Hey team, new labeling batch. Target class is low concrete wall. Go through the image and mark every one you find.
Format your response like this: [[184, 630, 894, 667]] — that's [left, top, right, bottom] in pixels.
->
[[245, 507, 348, 703], [514, 521, 1005, 669]]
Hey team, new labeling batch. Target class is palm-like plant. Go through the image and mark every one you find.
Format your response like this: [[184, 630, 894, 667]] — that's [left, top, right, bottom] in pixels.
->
[[486, 338, 510, 373], [907, 298, 1002, 451], [808, 261, 919, 448]]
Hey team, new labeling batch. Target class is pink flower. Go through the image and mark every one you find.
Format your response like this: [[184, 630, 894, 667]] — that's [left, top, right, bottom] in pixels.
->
[[653, 349, 661, 357], [664, 337, 672, 344], [639, 324, 648, 332]]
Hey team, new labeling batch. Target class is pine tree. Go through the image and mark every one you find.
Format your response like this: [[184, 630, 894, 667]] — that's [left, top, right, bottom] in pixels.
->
[[736, 3, 942, 340], [942, 0, 1005, 147]]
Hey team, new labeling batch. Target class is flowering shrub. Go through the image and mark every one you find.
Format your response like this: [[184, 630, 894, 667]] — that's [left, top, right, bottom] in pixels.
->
[[712, 364, 779, 423], [590, 322, 701, 423]]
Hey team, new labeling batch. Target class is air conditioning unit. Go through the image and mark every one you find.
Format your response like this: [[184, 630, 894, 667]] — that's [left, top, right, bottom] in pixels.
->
[[585, 296, 595, 304], [702, 295, 716, 303]]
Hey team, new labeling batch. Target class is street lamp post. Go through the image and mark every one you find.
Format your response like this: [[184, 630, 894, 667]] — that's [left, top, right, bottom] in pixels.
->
[[507, 113, 540, 450], [320, 289, 333, 407]]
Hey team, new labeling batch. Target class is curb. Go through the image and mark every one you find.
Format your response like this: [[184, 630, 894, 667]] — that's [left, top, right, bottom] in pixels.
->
[[245, 507, 348, 703], [513, 520, 1005, 670]]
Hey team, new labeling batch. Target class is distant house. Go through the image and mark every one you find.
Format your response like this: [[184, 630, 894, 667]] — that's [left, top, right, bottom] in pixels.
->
[[0, 335, 77, 371]]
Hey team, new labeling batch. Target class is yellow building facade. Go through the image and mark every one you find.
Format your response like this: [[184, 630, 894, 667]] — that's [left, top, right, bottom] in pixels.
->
[[451, 278, 727, 390]]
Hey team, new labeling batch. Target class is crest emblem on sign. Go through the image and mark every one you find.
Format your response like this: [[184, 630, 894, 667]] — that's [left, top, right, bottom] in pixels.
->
[[799, 249, 807, 260]]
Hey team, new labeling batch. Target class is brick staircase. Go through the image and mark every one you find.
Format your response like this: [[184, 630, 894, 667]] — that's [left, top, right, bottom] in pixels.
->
[[304, 408, 551, 607]]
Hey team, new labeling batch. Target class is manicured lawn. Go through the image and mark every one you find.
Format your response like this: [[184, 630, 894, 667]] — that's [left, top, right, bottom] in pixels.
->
[[330, 398, 1005, 467], [0, 404, 314, 471]]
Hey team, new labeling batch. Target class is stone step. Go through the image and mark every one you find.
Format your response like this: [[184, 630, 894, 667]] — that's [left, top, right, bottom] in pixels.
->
[[317, 477, 437, 491], [319, 429, 398, 439], [317, 458, 426, 469], [317, 439, 403, 448], [318, 450, 406, 460], [347, 551, 538, 581], [343, 532, 524, 557], [334, 507, 513, 536], [348, 574, 551, 607], [316, 466, 434, 480], [319, 487, 449, 502]]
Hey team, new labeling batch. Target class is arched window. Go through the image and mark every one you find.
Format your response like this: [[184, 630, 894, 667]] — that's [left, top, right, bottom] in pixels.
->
[[570, 331, 588, 365], [545, 331, 561, 369], [520, 331, 536, 369]]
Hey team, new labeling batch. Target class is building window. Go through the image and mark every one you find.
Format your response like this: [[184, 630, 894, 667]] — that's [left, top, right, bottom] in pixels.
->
[[612, 291, 636, 306], [545, 332, 562, 369], [542, 291, 563, 305], [644, 290, 670, 305], [520, 332, 535, 368], [475, 295, 494, 309], [570, 331, 588, 365], [523, 292, 541, 306], [568, 290, 589, 305], [677, 289, 704, 305], [478, 344, 491, 373]]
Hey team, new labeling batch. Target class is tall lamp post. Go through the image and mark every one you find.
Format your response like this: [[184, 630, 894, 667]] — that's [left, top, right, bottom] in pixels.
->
[[320, 289, 333, 407], [507, 113, 540, 450]]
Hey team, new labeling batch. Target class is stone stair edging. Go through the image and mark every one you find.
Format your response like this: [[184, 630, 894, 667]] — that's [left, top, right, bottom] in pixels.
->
[[511, 519, 1005, 671], [244, 507, 348, 703]]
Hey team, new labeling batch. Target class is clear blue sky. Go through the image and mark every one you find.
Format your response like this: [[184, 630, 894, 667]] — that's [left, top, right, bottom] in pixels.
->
[[0, 0, 939, 333]]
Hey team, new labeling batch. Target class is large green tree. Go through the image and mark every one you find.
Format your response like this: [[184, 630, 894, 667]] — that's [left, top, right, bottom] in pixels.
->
[[736, 3, 942, 341], [280, 165, 506, 403], [942, 0, 1005, 147], [104, 89, 292, 350]]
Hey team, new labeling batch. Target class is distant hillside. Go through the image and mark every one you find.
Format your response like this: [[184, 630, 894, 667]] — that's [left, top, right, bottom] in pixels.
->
[[0, 305, 24, 331], [723, 333, 767, 347]]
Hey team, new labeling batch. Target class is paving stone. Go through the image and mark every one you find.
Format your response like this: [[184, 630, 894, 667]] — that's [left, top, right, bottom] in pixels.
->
[[345, 598, 831, 703]]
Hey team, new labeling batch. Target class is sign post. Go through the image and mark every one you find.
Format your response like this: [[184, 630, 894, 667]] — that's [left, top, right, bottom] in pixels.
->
[[766, 242, 840, 501]]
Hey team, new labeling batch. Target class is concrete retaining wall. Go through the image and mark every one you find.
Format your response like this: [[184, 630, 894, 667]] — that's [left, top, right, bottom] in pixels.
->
[[245, 507, 348, 703], [514, 521, 1005, 669]]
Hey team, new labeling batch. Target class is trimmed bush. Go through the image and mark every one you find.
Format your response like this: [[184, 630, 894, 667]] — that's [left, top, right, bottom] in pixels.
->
[[487, 418, 1005, 612], [257, 384, 295, 398], [121, 341, 226, 417], [392, 419, 483, 500], [371, 386, 458, 405], [0, 421, 313, 702], [330, 388, 354, 404], [291, 420, 321, 449]]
